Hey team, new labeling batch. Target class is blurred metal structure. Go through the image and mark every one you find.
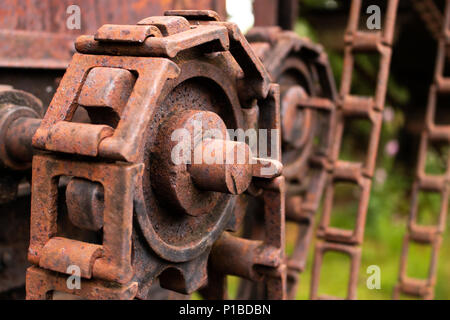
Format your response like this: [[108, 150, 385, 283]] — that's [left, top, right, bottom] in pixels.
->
[[310, 0, 399, 299], [0, 85, 43, 295], [0, 0, 226, 69], [412, 0, 443, 41], [394, 0, 450, 300], [253, 0, 299, 30], [241, 26, 337, 299]]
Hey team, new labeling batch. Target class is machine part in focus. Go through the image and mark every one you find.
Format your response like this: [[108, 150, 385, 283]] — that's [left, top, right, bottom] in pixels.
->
[[238, 27, 337, 299], [394, 0, 450, 300], [26, 10, 286, 300], [310, 0, 399, 300]]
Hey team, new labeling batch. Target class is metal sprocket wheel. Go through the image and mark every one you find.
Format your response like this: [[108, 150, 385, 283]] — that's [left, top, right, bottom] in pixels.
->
[[238, 27, 338, 299]]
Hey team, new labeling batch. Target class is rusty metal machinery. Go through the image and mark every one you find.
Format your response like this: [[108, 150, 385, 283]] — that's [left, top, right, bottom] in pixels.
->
[[0, 85, 43, 296], [236, 0, 400, 300], [235, 27, 337, 299], [117, 25, 339, 301], [0, 0, 228, 299], [0, 84, 106, 297], [394, 0, 450, 300], [24, 10, 287, 300], [0, 86, 43, 194], [310, 0, 399, 300], [3, 0, 447, 302]]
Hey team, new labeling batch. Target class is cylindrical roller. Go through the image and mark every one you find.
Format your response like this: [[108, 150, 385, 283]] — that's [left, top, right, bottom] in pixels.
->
[[66, 178, 105, 231], [210, 233, 263, 281], [5, 117, 42, 164], [189, 139, 253, 195]]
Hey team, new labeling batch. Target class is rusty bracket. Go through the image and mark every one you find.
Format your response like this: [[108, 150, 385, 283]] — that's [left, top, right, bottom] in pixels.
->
[[28, 155, 143, 285], [205, 177, 287, 300], [32, 54, 179, 162], [76, 22, 229, 58]]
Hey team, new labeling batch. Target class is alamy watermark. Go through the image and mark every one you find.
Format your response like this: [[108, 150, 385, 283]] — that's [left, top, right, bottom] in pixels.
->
[[366, 5, 381, 30], [366, 265, 381, 290], [66, 5, 81, 30], [66, 265, 81, 290], [170, 119, 280, 176]]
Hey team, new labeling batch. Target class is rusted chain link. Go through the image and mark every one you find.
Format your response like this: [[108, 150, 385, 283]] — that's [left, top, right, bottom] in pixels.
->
[[310, 0, 399, 300], [394, 0, 450, 300]]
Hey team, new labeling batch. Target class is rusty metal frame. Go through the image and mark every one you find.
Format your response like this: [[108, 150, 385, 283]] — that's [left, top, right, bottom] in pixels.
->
[[310, 0, 399, 300], [246, 26, 338, 299], [28, 155, 143, 286], [33, 54, 180, 162], [204, 177, 287, 300], [310, 241, 361, 300], [26, 266, 138, 300], [316, 172, 372, 244]]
